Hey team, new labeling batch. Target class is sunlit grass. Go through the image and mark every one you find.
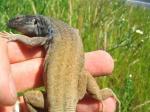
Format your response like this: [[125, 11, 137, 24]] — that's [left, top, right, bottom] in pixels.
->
[[0, 0, 150, 111]]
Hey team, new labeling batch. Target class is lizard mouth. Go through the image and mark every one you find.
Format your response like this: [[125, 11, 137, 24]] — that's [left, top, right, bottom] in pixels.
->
[[7, 21, 13, 28], [7, 19, 18, 29]]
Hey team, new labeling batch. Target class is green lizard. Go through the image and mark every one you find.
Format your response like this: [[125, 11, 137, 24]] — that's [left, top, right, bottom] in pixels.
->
[[1, 15, 120, 112]]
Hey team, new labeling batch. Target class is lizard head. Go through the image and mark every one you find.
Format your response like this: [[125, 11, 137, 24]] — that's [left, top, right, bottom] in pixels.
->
[[7, 15, 50, 37]]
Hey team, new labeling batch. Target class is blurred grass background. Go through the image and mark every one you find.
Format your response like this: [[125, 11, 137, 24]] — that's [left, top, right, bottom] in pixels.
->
[[0, 0, 150, 111]]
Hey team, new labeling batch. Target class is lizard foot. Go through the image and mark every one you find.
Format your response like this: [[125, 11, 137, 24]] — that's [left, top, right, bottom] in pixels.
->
[[0, 32, 18, 42], [24, 90, 45, 112]]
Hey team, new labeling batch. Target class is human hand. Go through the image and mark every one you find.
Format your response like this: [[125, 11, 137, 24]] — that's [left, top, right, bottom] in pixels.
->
[[0, 37, 116, 112]]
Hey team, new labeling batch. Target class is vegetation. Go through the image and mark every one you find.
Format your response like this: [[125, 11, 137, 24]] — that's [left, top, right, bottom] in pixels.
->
[[0, 0, 150, 111]]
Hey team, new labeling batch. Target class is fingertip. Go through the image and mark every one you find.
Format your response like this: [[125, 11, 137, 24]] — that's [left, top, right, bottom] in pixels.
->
[[102, 97, 117, 112], [85, 50, 114, 76], [77, 96, 117, 112], [77, 95, 99, 112]]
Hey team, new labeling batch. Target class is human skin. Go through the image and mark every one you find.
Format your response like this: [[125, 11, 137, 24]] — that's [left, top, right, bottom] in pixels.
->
[[0, 37, 116, 112]]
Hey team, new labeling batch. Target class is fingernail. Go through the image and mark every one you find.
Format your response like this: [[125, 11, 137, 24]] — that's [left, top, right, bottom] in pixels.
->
[[8, 75, 17, 101]]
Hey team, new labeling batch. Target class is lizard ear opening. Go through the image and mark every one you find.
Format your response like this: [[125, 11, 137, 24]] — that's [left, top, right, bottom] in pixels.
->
[[34, 20, 38, 25], [33, 19, 38, 25]]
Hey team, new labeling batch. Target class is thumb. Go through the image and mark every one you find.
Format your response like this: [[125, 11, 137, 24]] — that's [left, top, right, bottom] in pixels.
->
[[0, 38, 17, 106]]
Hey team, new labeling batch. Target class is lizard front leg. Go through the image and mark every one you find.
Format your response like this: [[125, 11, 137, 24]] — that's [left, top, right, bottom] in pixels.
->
[[0, 32, 49, 46], [0, 32, 50, 111], [85, 71, 120, 112]]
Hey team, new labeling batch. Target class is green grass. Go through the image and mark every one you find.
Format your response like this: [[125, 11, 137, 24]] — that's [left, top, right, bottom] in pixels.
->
[[0, 0, 150, 111]]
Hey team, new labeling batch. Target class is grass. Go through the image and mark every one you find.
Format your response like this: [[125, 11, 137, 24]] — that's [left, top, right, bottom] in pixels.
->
[[0, 0, 150, 111]]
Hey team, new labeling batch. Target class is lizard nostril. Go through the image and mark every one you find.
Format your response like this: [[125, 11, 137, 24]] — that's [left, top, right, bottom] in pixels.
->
[[7, 21, 12, 27], [7, 19, 18, 29], [7, 21, 15, 28]]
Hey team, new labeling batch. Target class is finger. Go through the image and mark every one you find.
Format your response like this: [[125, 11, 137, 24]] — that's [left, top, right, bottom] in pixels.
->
[[6, 40, 114, 75], [0, 38, 17, 105], [77, 95, 101, 112], [7, 42, 114, 76], [77, 96, 116, 112], [7, 42, 45, 64], [11, 58, 44, 92], [102, 97, 116, 112], [85, 50, 114, 76], [10, 50, 114, 92]]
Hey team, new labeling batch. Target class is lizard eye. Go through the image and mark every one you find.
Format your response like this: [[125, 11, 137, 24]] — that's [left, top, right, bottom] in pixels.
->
[[33, 19, 37, 25]]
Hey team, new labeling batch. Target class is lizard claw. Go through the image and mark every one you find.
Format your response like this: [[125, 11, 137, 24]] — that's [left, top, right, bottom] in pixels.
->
[[0, 32, 16, 42], [0, 32, 10, 39]]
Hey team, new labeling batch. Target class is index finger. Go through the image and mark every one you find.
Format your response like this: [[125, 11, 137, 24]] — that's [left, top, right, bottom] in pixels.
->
[[7, 42, 44, 64]]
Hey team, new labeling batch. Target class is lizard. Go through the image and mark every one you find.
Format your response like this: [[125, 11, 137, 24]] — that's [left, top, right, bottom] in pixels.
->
[[0, 15, 120, 112]]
